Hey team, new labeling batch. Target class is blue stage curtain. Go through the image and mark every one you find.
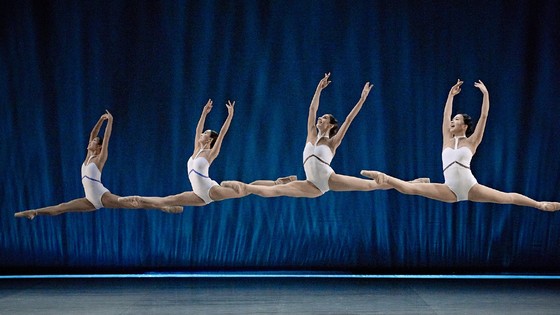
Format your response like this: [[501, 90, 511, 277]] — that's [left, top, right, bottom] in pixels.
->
[[2, 0, 560, 273]]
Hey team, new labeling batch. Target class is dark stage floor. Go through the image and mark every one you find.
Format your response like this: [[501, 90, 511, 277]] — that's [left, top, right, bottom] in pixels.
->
[[1, 276, 560, 314]]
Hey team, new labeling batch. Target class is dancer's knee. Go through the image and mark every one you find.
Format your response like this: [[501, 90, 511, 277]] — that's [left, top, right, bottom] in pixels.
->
[[509, 193, 523, 204]]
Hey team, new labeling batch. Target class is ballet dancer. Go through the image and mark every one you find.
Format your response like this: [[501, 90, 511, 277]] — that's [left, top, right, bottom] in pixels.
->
[[222, 73, 428, 198], [14, 111, 183, 220], [361, 79, 560, 211], [118, 100, 295, 208]]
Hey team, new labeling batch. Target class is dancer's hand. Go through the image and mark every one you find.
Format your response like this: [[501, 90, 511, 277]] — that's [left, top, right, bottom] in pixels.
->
[[361, 82, 373, 99], [203, 99, 213, 114], [474, 80, 488, 94], [104, 110, 113, 121], [226, 100, 235, 116], [100, 111, 110, 121], [449, 79, 463, 97], [316, 72, 331, 91]]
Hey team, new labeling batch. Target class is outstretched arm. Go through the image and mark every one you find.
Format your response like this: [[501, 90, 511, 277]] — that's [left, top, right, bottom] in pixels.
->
[[307, 73, 331, 143], [442, 79, 463, 143], [469, 80, 489, 148], [329, 82, 373, 149], [97, 110, 113, 169], [194, 99, 213, 152], [207, 100, 234, 163]]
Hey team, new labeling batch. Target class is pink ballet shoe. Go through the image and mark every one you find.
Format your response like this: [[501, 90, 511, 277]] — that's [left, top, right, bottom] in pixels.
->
[[540, 202, 560, 212], [360, 170, 388, 184], [14, 210, 37, 220], [274, 175, 297, 185], [221, 181, 247, 194]]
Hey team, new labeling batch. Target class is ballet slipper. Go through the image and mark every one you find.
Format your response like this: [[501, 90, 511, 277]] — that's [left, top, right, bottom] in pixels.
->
[[360, 170, 388, 184], [274, 175, 297, 185], [14, 210, 37, 220], [540, 202, 560, 212], [117, 196, 142, 208], [221, 181, 247, 194]]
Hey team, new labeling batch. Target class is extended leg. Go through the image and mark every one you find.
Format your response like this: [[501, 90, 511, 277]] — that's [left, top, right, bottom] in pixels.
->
[[106, 193, 183, 213], [329, 173, 430, 192], [361, 170, 456, 203], [468, 184, 560, 211], [250, 175, 297, 186], [118, 191, 206, 209], [222, 180, 322, 198], [14, 198, 96, 219], [328, 173, 388, 191]]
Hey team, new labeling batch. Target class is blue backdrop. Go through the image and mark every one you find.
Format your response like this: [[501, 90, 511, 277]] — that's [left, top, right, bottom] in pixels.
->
[[2, 0, 560, 274]]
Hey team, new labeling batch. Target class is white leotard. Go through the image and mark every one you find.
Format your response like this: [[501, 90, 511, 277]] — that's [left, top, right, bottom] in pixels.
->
[[303, 137, 335, 194], [442, 136, 477, 201], [187, 149, 219, 204], [81, 156, 110, 209]]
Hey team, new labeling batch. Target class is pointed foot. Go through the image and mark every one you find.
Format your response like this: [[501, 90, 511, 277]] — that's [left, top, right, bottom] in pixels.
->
[[118, 196, 142, 208], [221, 180, 247, 195], [539, 202, 560, 212], [360, 170, 388, 184], [274, 175, 297, 185], [14, 210, 37, 220]]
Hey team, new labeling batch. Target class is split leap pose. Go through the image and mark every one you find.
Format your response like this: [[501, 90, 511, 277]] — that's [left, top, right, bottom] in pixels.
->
[[361, 80, 560, 211], [118, 100, 295, 208], [14, 111, 182, 220], [223, 73, 428, 198]]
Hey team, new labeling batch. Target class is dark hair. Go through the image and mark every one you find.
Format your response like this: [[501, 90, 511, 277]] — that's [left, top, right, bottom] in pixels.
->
[[460, 114, 474, 137], [326, 114, 339, 138], [95, 136, 103, 146], [208, 130, 219, 148]]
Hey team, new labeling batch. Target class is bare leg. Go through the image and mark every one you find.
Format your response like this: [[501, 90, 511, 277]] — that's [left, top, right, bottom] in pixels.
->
[[410, 177, 431, 183], [329, 173, 389, 191], [14, 198, 96, 220], [361, 170, 457, 203], [105, 193, 183, 213], [250, 175, 298, 186], [209, 185, 250, 201], [468, 184, 560, 211], [118, 191, 205, 210], [222, 180, 323, 198], [329, 173, 430, 192]]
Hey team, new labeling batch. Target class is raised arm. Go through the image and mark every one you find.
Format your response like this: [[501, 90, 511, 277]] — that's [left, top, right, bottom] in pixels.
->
[[97, 110, 113, 170], [329, 82, 373, 150], [207, 100, 234, 163], [307, 73, 331, 143], [194, 99, 213, 152], [468, 80, 489, 148], [89, 115, 106, 142], [442, 79, 463, 143]]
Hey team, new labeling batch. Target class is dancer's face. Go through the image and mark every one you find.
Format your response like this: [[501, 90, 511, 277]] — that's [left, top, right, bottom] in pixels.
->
[[316, 114, 333, 133], [87, 137, 102, 152], [449, 114, 467, 135], [199, 130, 213, 147]]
